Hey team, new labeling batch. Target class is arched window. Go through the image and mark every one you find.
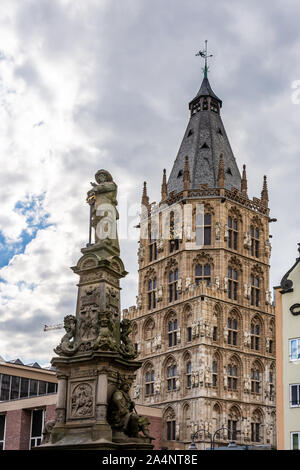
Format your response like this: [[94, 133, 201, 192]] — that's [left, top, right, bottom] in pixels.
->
[[195, 263, 211, 286], [166, 361, 177, 391], [228, 406, 240, 441], [250, 225, 260, 258], [250, 318, 261, 351], [228, 216, 238, 250], [227, 315, 238, 346], [186, 360, 192, 388], [169, 269, 178, 302], [228, 266, 238, 300], [251, 410, 263, 442], [147, 278, 157, 310], [149, 234, 157, 262], [212, 359, 218, 388], [182, 404, 191, 441], [145, 366, 155, 396], [196, 212, 212, 246], [251, 364, 261, 395], [168, 318, 178, 347], [227, 361, 238, 391], [164, 408, 176, 441], [250, 274, 260, 306]]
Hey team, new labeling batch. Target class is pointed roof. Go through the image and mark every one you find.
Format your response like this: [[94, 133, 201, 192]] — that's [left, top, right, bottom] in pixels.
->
[[190, 76, 222, 107], [167, 76, 241, 193]]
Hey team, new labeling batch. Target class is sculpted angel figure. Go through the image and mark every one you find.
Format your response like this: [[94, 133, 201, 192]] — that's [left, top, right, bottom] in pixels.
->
[[54, 315, 77, 356]]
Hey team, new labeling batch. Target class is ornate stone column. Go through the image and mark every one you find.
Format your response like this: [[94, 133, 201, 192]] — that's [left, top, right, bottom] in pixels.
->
[[55, 374, 67, 424]]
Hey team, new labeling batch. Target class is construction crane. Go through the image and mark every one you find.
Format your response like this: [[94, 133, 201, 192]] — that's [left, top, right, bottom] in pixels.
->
[[43, 323, 64, 332]]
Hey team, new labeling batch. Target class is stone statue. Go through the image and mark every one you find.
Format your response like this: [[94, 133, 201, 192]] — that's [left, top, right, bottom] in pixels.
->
[[157, 286, 163, 302], [185, 277, 191, 289], [215, 276, 220, 289], [107, 379, 153, 440], [224, 224, 229, 240], [244, 283, 249, 299], [265, 240, 272, 257], [136, 294, 143, 309], [54, 315, 77, 356], [154, 380, 161, 395], [215, 222, 221, 240], [244, 232, 251, 248], [42, 420, 56, 444], [93, 311, 118, 352], [177, 278, 182, 293], [224, 276, 228, 292], [119, 319, 138, 359], [133, 383, 140, 399], [87, 169, 120, 255], [244, 331, 251, 347]]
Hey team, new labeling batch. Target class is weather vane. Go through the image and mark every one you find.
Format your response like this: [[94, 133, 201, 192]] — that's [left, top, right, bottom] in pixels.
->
[[195, 40, 213, 79]]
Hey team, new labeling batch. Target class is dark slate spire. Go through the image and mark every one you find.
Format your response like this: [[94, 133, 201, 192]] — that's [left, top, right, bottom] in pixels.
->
[[167, 73, 241, 194]]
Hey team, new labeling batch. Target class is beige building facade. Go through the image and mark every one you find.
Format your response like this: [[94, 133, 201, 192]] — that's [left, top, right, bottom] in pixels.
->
[[124, 72, 276, 449], [275, 245, 300, 450]]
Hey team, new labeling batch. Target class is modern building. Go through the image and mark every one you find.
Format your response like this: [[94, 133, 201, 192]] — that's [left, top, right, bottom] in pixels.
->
[[0, 357, 58, 450], [275, 243, 300, 450], [0, 356, 162, 450], [124, 62, 277, 449]]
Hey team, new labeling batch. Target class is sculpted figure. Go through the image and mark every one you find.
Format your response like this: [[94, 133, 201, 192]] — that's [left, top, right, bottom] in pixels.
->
[[42, 420, 55, 444], [120, 319, 138, 359], [93, 311, 118, 352], [108, 380, 153, 439], [54, 315, 77, 356], [87, 169, 120, 254], [215, 222, 221, 240]]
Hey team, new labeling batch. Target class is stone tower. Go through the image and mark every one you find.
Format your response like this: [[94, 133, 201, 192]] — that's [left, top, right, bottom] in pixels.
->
[[123, 67, 276, 449]]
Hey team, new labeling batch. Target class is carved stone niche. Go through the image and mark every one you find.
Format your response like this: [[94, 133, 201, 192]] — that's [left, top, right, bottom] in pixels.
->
[[67, 380, 96, 421]]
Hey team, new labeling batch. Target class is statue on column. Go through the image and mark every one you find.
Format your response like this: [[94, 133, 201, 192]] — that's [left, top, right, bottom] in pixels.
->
[[87, 169, 120, 256]]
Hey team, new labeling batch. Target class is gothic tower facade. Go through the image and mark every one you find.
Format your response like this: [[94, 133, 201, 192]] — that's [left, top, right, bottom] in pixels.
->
[[123, 69, 276, 450]]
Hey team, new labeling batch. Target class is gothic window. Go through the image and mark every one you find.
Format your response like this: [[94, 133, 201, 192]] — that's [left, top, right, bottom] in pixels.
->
[[165, 408, 176, 441], [250, 274, 260, 307], [227, 362, 238, 391], [213, 326, 218, 342], [145, 367, 155, 396], [169, 269, 178, 303], [251, 364, 261, 394], [227, 316, 238, 346], [251, 410, 262, 442], [228, 216, 238, 250], [149, 234, 157, 262], [187, 326, 192, 342], [250, 318, 261, 351], [212, 360, 218, 388], [186, 360, 192, 388], [195, 263, 211, 286], [228, 266, 238, 300], [250, 225, 260, 258], [196, 212, 212, 246], [166, 361, 177, 391], [168, 318, 178, 347], [182, 405, 191, 441], [147, 278, 157, 310], [228, 407, 240, 441]]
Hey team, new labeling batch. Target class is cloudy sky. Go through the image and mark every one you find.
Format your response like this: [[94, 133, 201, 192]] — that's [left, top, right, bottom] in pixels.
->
[[0, 0, 299, 366]]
